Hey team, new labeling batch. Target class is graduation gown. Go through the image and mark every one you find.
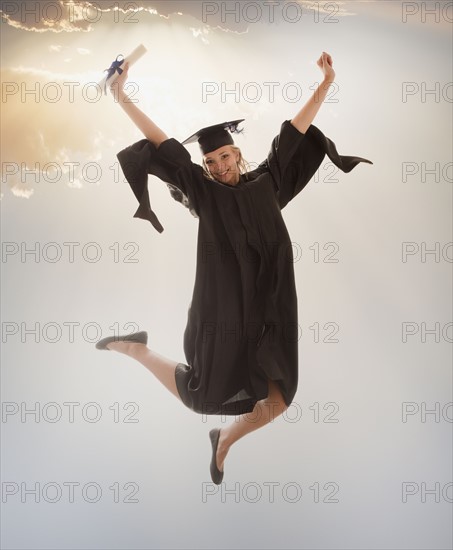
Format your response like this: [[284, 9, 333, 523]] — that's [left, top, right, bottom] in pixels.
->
[[117, 120, 372, 415]]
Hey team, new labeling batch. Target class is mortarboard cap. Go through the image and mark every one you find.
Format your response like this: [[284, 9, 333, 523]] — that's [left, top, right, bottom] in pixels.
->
[[182, 119, 245, 155]]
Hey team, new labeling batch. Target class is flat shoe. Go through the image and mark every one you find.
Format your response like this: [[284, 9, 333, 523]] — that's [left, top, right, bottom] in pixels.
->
[[209, 428, 224, 484], [95, 330, 148, 350]]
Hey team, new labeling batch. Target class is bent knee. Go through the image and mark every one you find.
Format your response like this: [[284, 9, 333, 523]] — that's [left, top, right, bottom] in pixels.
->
[[267, 379, 288, 408]]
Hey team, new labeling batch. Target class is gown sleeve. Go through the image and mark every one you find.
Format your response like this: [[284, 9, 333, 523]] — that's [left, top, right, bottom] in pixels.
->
[[116, 137, 203, 233], [262, 120, 373, 209]]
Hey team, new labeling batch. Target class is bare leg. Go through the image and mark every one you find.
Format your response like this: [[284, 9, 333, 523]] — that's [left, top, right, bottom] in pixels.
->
[[105, 341, 182, 402], [214, 379, 288, 472], [105, 343, 287, 472]]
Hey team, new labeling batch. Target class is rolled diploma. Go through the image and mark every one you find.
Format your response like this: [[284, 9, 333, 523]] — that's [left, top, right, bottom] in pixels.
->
[[98, 43, 147, 93]]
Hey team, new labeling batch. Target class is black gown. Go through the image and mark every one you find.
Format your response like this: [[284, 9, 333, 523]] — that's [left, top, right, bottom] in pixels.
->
[[117, 120, 372, 415]]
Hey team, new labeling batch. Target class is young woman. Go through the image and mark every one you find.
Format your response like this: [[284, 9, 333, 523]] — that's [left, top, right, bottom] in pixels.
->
[[95, 52, 372, 484]]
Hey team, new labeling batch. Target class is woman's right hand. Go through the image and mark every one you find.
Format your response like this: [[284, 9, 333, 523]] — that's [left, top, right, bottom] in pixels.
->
[[109, 61, 129, 98]]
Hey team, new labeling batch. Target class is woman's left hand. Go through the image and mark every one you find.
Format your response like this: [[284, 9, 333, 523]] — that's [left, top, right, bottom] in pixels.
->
[[317, 51, 335, 83]]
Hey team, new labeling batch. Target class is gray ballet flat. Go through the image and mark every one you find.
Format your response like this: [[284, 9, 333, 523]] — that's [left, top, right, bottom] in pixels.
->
[[209, 428, 224, 484], [95, 331, 148, 350]]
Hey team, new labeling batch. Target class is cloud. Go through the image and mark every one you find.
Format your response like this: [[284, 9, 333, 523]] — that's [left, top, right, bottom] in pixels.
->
[[10, 186, 35, 199], [1, 0, 450, 36], [0, 66, 119, 197], [0, 0, 164, 33], [189, 27, 210, 44], [0, 0, 363, 35], [0, 0, 94, 33]]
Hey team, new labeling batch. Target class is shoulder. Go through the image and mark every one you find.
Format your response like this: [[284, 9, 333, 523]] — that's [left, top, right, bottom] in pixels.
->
[[242, 162, 270, 182]]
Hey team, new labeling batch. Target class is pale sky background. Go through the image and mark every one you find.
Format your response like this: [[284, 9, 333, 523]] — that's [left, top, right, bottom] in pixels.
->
[[1, 1, 452, 549]]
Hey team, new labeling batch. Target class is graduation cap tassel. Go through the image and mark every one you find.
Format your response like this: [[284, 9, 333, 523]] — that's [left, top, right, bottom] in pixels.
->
[[227, 123, 245, 136]]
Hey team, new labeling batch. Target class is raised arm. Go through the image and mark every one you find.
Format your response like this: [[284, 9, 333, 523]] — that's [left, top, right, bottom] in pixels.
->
[[109, 62, 169, 148], [290, 51, 336, 134]]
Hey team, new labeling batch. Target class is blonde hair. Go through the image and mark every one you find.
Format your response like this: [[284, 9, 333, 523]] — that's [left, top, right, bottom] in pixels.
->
[[202, 145, 251, 182]]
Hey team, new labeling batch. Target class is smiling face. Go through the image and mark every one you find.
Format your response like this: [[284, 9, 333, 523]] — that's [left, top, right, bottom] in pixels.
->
[[203, 145, 240, 185]]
